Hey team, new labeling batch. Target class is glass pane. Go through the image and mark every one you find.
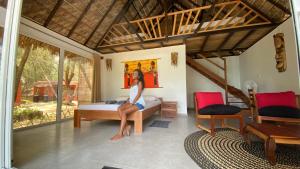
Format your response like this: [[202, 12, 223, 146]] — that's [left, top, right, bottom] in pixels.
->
[[0, 27, 3, 65], [13, 35, 59, 129], [61, 51, 93, 119]]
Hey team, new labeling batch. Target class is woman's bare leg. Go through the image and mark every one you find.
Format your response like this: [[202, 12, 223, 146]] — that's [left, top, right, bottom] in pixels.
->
[[118, 103, 131, 134], [111, 105, 139, 141]]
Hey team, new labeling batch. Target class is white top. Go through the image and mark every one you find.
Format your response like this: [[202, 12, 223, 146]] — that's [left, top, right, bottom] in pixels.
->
[[129, 84, 145, 106]]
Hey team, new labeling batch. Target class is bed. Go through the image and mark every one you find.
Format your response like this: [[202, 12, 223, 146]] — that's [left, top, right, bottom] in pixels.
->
[[74, 99, 161, 135]]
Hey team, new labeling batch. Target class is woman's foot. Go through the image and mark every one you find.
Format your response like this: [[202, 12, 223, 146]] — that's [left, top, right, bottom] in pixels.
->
[[110, 133, 123, 141], [123, 125, 132, 136]]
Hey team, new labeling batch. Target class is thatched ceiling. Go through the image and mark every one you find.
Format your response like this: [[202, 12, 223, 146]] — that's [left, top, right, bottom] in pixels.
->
[[1, 0, 292, 57]]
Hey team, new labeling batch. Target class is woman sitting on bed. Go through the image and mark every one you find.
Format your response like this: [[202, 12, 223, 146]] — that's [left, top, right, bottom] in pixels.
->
[[111, 69, 145, 141]]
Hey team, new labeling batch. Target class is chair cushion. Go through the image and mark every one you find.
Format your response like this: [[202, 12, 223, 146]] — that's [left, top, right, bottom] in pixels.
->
[[258, 106, 300, 118], [195, 92, 224, 109], [198, 104, 241, 115], [255, 91, 297, 109]]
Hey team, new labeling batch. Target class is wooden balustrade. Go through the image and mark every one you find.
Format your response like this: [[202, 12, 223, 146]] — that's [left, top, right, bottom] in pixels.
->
[[99, 0, 271, 48]]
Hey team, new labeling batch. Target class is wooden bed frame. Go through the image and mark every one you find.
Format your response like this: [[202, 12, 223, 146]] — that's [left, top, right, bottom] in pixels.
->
[[73, 103, 161, 135]]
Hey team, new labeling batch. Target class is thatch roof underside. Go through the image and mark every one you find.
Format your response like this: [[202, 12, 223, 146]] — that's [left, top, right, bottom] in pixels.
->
[[2, 0, 292, 57]]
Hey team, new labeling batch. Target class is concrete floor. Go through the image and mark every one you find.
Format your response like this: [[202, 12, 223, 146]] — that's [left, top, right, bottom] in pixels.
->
[[13, 112, 202, 169]]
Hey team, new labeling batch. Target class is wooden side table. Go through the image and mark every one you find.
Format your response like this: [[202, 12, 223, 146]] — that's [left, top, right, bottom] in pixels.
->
[[161, 101, 177, 118], [243, 122, 300, 165]]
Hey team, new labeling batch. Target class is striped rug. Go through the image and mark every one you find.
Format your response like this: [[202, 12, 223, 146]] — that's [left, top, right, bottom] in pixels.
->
[[184, 129, 300, 169]]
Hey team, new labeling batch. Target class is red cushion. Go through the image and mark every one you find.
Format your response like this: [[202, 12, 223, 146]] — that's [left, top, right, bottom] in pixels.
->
[[255, 91, 297, 108], [195, 92, 224, 109]]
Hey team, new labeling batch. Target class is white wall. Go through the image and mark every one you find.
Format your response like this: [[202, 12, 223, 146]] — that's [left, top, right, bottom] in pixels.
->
[[101, 45, 188, 115], [240, 18, 300, 94], [186, 56, 241, 108]]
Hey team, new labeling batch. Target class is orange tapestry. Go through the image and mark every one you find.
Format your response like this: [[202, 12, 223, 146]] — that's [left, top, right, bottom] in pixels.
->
[[124, 59, 159, 88]]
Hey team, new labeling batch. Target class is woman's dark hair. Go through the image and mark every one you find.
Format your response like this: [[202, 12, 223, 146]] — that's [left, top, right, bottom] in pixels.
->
[[134, 69, 144, 90]]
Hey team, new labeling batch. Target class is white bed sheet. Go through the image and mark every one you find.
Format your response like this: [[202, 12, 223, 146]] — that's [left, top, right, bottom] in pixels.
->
[[78, 99, 161, 111]]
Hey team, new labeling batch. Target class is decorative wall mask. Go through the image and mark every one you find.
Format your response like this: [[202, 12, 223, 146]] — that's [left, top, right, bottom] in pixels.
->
[[106, 58, 112, 71], [273, 33, 287, 72], [171, 52, 178, 66]]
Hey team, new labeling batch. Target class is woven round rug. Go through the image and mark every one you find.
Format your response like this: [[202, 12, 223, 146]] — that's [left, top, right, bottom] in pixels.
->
[[184, 129, 300, 169]]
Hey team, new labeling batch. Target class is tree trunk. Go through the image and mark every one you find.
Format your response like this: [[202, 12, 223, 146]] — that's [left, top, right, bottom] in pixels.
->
[[14, 45, 32, 101], [64, 59, 75, 104]]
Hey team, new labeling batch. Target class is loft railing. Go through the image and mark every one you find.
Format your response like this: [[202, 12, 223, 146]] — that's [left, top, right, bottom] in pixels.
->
[[99, 1, 271, 48]]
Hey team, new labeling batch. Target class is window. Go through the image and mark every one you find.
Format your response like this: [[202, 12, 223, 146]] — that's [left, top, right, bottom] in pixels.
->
[[61, 51, 93, 119], [13, 35, 60, 129]]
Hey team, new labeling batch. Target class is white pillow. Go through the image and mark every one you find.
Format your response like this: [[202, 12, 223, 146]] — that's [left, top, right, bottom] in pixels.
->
[[115, 96, 129, 101], [143, 95, 158, 101]]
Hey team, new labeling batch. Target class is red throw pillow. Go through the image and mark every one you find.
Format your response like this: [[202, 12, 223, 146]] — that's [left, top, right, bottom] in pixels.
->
[[195, 92, 224, 109], [255, 91, 297, 108]]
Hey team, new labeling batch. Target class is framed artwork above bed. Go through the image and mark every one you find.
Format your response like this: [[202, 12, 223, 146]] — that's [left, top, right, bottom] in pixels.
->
[[123, 59, 159, 88]]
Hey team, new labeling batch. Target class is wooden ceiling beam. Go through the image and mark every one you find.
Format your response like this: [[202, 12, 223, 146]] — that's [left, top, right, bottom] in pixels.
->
[[44, 0, 64, 27], [95, 0, 134, 48], [217, 32, 234, 51], [201, 35, 209, 51], [132, 0, 151, 20], [187, 0, 200, 7], [67, 0, 95, 38], [124, 46, 132, 51], [132, 2, 143, 19], [246, 27, 276, 50], [187, 48, 246, 55], [265, 0, 290, 15], [84, 0, 117, 45], [193, 0, 216, 34], [124, 16, 144, 42], [231, 29, 255, 49], [174, 0, 190, 10], [241, 0, 276, 23], [96, 23, 276, 50], [147, 1, 159, 17]]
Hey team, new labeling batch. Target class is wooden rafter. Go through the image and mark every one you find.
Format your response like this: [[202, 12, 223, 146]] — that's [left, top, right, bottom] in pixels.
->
[[231, 29, 255, 49], [194, 0, 216, 34], [188, 48, 246, 56], [44, 0, 64, 27], [84, 0, 117, 45], [201, 35, 209, 51], [132, 0, 151, 20], [217, 32, 234, 51], [241, 0, 276, 23], [132, 1, 143, 19], [265, 0, 291, 15], [95, 0, 134, 48], [187, 0, 201, 7], [67, 0, 95, 37]]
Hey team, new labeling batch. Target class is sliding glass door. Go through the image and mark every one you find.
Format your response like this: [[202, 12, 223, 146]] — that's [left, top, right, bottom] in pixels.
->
[[0, 0, 23, 168], [61, 51, 93, 119], [10, 35, 95, 128], [13, 35, 60, 129]]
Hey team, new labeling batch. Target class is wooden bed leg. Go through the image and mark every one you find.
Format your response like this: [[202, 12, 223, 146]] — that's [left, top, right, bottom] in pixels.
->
[[134, 119, 143, 135], [74, 109, 81, 128]]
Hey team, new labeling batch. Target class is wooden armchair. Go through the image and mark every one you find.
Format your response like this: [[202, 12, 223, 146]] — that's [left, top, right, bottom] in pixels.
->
[[254, 91, 300, 123], [194, 92, 244, 136]]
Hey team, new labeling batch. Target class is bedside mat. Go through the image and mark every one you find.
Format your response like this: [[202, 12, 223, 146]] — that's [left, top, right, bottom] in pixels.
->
[[102, 166, 121, 169], [149, 120, 171, 128]]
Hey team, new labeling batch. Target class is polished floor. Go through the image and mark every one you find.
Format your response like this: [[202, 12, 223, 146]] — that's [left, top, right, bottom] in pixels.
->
[[13, 112, 202, 169]]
